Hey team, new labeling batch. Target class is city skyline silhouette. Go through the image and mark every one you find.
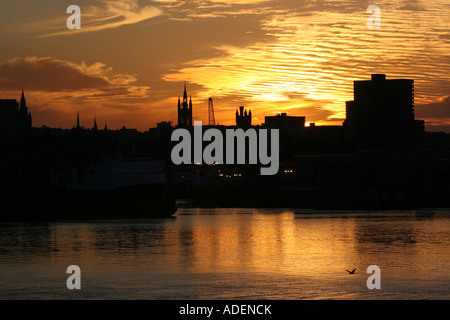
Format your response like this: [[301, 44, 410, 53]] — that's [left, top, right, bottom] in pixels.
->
[[2, 73, 450, 214], [0, 1, 449, 303], [0, 1, 449, 131], [0, 73, 445, 136]]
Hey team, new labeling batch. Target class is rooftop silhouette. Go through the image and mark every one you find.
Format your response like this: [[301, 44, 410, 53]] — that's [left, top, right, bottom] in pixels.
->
[[1, 75, 450, 213]]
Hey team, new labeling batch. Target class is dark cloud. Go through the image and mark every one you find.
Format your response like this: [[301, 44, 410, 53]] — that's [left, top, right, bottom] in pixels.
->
[[416, 97, 450, 132], [0, 56, 156, 131], [416, 96, 450, 119], [0, 57, 110, 91], [424, 123, 450, 133], [0, 56, 150, 104]]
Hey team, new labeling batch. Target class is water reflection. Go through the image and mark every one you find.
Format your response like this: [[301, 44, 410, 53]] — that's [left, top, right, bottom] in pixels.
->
[[0, 209, 449, 299], [0, 223, 53, 256]]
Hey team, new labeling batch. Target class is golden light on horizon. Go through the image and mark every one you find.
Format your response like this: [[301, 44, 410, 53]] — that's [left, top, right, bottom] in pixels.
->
[[0, 0, 449, 130]]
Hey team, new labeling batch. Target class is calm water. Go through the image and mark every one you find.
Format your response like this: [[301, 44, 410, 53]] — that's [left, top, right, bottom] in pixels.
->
[[0, 208, 449, 300]]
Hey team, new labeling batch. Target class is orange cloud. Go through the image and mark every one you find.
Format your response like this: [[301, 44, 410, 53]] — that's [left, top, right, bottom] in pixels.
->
[[162, 0, 450, 128], [0, 57, 159, 130], [416, 96, 450, 117], [0, 56, 148, 94], [31, 0, 163, 38]]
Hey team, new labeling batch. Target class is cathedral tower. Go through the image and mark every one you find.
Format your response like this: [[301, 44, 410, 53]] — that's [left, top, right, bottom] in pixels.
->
[[177, 83, 193, 127]]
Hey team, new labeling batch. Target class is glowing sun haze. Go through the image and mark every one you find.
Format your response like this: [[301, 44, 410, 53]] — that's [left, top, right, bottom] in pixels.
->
[[0, 0, 449, 131]]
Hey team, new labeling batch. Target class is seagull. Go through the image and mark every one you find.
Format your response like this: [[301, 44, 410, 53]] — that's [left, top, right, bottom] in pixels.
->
[[346, 268, 356, 274]]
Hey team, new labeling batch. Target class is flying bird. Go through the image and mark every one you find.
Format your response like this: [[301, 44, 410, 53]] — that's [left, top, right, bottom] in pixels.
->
[[346, 268, 356, 274]]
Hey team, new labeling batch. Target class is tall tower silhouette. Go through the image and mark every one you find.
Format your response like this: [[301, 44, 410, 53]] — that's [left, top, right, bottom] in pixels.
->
[[236, 105, 251, 129], [76, 110, 81, 129], [18, 89, 32, 138], [19, 89, 26, 114], [177, 82, 193, 127], [208, 98, 215, 126], [93, 114, 98, 131]]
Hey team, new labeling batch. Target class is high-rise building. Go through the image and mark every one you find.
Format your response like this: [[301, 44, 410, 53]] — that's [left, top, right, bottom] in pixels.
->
[[177, 83, 193, 127], [344, 74, 424, 148]]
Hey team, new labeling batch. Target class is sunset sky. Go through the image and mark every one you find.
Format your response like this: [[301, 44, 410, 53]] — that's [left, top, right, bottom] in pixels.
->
[[0, 0, 449, 131]]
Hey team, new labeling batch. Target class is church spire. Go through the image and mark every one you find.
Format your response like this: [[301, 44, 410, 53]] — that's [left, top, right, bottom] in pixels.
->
[[20, 88, 26, 113], [76, 110, 80, 129], [17, 88, 32, 138], [93, 114, 98, 131], [177, 82, 193, 127]]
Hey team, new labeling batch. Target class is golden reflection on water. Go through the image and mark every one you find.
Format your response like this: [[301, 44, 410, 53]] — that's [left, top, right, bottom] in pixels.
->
[[38, 209, 450, 278], [169, 210, 358, 276], [1, 209, 449, 299]]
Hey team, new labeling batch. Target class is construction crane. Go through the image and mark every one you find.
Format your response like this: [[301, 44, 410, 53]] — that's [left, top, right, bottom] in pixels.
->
[[208, 97, 215, 126]]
